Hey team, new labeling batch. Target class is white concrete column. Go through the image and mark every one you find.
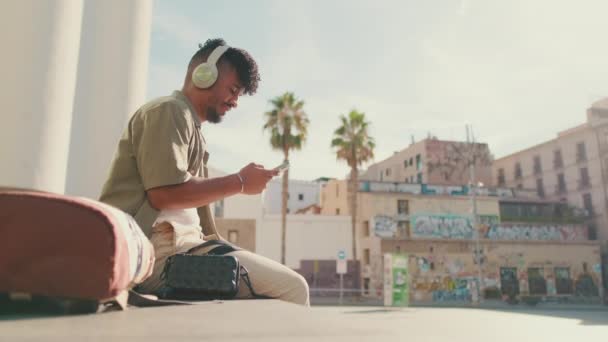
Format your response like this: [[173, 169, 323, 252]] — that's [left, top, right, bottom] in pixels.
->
[[65, 0, 153, 198], [0, 0, 84, 193]]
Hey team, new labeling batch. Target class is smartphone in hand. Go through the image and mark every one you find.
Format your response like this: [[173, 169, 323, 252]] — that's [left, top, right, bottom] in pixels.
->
[[273, 160, 290, 173]]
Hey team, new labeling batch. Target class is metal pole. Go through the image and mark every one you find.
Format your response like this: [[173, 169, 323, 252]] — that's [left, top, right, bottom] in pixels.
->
[[468, 125, 484, 304], [339, 273, 344, 305]]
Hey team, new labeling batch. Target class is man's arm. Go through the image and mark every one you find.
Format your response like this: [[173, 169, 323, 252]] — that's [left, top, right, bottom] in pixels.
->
[[147, 163, 278, 210]]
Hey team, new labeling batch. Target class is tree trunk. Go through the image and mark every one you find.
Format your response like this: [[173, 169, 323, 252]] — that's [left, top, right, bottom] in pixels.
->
[[350, 166, 358, 261], [281, 152, 289, 265]]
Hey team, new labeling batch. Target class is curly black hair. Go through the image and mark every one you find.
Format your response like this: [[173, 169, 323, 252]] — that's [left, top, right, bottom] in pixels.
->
[[189, 38, 260, 95]]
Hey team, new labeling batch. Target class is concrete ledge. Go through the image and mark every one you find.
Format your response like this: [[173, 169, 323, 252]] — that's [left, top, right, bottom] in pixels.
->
[[1, 300, 608, 341]]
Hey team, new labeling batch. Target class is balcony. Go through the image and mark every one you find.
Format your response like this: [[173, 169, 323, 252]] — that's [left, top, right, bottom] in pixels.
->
[[577, 179, 591, 191], [553, 159, 563, 170], [555, 184, 567, 195], [576, 152, 587, 164]]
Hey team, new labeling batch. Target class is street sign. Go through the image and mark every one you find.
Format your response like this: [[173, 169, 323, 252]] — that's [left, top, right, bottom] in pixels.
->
[[338, 250, 346, 260], [337, 259, 347, 274]]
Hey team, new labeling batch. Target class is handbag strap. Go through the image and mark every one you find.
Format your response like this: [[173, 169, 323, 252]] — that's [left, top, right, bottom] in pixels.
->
[[239, 265, 270, 300], [185, 239, 241, 255], [127, 290, 192, 307]]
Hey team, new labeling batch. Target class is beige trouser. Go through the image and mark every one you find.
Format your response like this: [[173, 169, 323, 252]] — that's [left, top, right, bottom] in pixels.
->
[[138, 222, 309, 306]]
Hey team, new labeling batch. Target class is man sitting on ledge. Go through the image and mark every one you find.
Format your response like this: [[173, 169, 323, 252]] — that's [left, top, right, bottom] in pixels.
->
[[99, 38, 309, 306]]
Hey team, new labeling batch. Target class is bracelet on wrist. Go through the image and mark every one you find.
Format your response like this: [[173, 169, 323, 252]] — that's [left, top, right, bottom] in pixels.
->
[[236, 173, 245, 193]]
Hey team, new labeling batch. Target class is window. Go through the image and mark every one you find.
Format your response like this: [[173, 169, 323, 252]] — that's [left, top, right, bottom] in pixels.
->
[[500, 267, 519, 295], [416, 173, 423, 184], [395, 245, 401, 253], [298, 193, 304, 201], [533, 155, 542, 175], [336, 208, 340, 215], [363, 220, 370, 237], [554, 149, 564, 169], [397, 200, 409, 215], [583, 193, 594, 216], [576, 142, 587, 162], [444, 172, 450, 181], [385, 168, 390, 176], [363, 248, 370, 265], [517, 184, 523, 190], [579, 167, 590, 189], [514, 162, 522, 179], [497, 168, 505, 186], [397, 221, 410, 238], [214, 199, 224, 218], [536, 178, 545, 198], [363, 278, 370, 295], [404, 160, 408, 168], [410, 176, 414, 183], [555, 267, 573, 294], [409, 157, 413, 166], [588, 223, 598, 240], [527, 268, 547, 295], [415, 154, 422, 170], [557, 173, 567, 194], [228, 230, 239, 244]]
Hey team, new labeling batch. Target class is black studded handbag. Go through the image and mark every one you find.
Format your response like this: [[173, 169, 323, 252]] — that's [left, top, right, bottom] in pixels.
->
[[158, 254, 241, 300], [156, 240, 262, 301]]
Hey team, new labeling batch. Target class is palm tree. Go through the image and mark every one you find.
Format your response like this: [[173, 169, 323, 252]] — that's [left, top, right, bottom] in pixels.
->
[[331, 110, 375, 260], [263, 92, 309, 265]]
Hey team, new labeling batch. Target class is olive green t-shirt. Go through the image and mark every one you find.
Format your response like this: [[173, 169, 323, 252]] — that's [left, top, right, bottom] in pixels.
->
[[99, 90, 216, 238]]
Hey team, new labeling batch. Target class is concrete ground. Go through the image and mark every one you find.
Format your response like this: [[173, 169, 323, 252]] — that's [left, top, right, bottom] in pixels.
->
[[1, 300, 608, 341]]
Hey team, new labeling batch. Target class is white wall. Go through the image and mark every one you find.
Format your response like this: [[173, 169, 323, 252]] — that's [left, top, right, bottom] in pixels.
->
[[208, 167, 265, 244], [66, 0, 153, 198], [263, 178, 323, 214], [0, 0, 84, 193], [258, 214, 352, 269]]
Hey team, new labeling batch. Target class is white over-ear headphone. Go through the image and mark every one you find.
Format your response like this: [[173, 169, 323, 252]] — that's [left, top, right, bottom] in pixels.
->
[[192, 44, 230, 89]]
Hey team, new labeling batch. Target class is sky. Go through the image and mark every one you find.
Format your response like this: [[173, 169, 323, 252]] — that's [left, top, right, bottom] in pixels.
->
[[147, 0, 608, 181]]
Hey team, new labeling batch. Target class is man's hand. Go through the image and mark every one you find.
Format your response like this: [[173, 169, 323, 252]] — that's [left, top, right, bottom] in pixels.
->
[[238, 163, 279, 194]]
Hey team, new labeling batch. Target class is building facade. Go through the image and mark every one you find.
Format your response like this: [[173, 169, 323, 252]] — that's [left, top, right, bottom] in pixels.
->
[[492, 98, 608, 242], [360, 138, 493, 187], [321, 180, 604, 303], [263, 178, 326, 215]]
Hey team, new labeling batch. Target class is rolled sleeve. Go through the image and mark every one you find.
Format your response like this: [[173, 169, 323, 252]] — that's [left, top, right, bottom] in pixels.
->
[[131, 102, 193, 190]]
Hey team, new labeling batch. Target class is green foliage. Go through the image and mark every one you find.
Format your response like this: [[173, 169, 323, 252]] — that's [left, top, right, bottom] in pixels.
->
[[330, 110, 375, 167]]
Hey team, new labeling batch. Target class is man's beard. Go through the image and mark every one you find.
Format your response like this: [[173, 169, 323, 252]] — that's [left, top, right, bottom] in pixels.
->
[[206, 107, 223, 124]]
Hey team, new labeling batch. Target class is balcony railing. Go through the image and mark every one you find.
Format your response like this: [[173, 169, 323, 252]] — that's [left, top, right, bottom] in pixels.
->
[[576, 152, 587, 163], [555, 184, 567, 195], [577, 179, 591, 190], [553, 159, 564, 170]]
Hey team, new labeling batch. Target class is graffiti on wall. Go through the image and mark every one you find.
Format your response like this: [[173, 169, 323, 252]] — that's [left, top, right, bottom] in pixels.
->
[[409, 214, 588, 242], [411, 214, 473, 239], [486, 224, 587, 242], [359, 181, 514, 198], [430, 277, 471, 302], [575, 274, 599, 297], [372, 215, 397, 238]]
